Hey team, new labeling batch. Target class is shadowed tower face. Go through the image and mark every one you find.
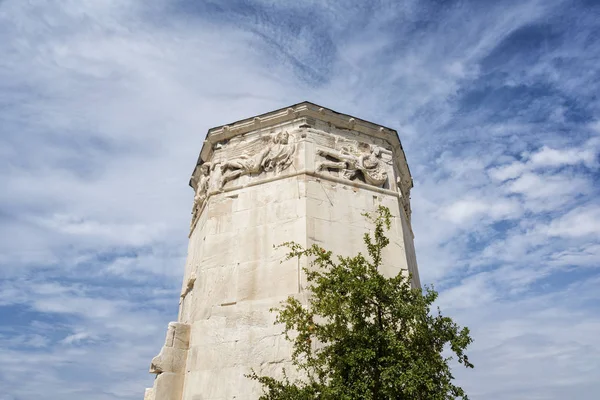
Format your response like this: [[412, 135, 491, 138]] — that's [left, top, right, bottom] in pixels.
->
[[144, 102, 420, 400]]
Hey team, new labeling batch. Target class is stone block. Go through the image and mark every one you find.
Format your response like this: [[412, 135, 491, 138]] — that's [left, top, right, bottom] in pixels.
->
[[183, 367, 245, 399], [167, 322, 191, 350], [206, 196, 234, 219], [236, 257, 298, 302], [153, 372, 185, 400], [151, 347, 188, 375], [192, 263, 238, 310]]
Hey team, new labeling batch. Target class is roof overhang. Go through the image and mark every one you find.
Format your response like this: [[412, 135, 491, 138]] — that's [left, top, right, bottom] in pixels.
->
[[190, 101, 412, 189]]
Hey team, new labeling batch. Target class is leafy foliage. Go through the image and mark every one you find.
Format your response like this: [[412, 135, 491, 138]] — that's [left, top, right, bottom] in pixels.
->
[[248, 206, 473, 399]]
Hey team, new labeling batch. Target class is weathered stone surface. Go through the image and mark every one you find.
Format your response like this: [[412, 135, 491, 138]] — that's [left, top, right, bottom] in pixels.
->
[[144, 388, 155, 400], [153, 373, 185, 400], [146, 322, 191, 399], [151, 347, 188, 375], [144, 102, 420, 399]]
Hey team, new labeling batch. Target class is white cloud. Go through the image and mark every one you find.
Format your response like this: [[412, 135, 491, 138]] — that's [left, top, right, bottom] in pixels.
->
[[490, 137, 600, 184], [547, 243, 600, 267], [61, 332, 95, 345], [530, 145, 598, 168], [543, 206, 600, 238], [31, 213, 168, 247], [442, 197, 521, 225], [489, 161, 527, 181], [448, 276, 600, 399], [436, 272, 497, 310], [506, 171, 590, 211]]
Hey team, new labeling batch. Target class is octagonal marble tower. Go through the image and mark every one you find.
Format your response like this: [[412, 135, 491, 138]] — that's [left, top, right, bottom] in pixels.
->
[[144, 102, 420, 400]]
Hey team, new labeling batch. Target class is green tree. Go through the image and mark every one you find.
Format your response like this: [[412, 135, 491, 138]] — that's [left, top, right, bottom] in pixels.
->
[[248, 206, 473, 400]]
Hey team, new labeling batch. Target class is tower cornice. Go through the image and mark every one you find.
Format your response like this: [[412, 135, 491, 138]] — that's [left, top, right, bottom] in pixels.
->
[[192, 101, 412, 191]]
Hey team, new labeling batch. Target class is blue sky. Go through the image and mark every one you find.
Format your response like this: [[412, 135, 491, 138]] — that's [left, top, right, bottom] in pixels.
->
[[0, 0, 599, 399]]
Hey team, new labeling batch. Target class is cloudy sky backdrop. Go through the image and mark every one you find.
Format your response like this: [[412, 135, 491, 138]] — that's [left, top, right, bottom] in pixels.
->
[[1, 0, 599, 399]]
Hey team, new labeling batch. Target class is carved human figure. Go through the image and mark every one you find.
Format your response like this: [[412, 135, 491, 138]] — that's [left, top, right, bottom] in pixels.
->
[[358, 146, 387, 187], [219, 146, 271, 189], [317, 144, 388, 187], [316, 147, 361, 180], [218, 131, 295, 189], [262, 131, 295, 174], [194, 163, 211, 204], [191, 162, 211, 227]]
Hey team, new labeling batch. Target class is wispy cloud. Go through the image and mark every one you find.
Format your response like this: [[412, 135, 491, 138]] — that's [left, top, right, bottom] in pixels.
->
[[1, 0, 599, 399]]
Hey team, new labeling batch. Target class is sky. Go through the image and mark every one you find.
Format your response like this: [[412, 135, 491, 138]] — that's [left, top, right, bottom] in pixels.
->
[[0, 0, 599, 399]]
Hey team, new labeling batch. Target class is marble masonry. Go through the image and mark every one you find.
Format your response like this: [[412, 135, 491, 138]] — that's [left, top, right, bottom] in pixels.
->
[[144, 102, 420, 400]]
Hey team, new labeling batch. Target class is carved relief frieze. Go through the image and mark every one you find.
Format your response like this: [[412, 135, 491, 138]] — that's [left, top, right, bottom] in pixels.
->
[[218, 131, 295, 189], [190, 163, 212, 230], [315, 135, 390, 188], [189, 128, 409, 231], [190, 131, 296, 231]]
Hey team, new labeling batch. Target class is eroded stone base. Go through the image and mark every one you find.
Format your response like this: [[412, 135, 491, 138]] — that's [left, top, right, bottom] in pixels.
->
[[145, 322, 191, 400]]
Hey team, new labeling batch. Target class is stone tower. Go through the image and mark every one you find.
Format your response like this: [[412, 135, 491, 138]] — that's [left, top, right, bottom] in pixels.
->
[[144, 102, 419, 400]]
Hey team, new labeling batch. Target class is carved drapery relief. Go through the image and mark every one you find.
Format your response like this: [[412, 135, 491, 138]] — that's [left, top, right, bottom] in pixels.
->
[[190, 163, 212, 229], [219, 146, 271, 188], [261, 131, 295, 174], [316, 142, 389, 188], [218, 131, 295, 189]]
